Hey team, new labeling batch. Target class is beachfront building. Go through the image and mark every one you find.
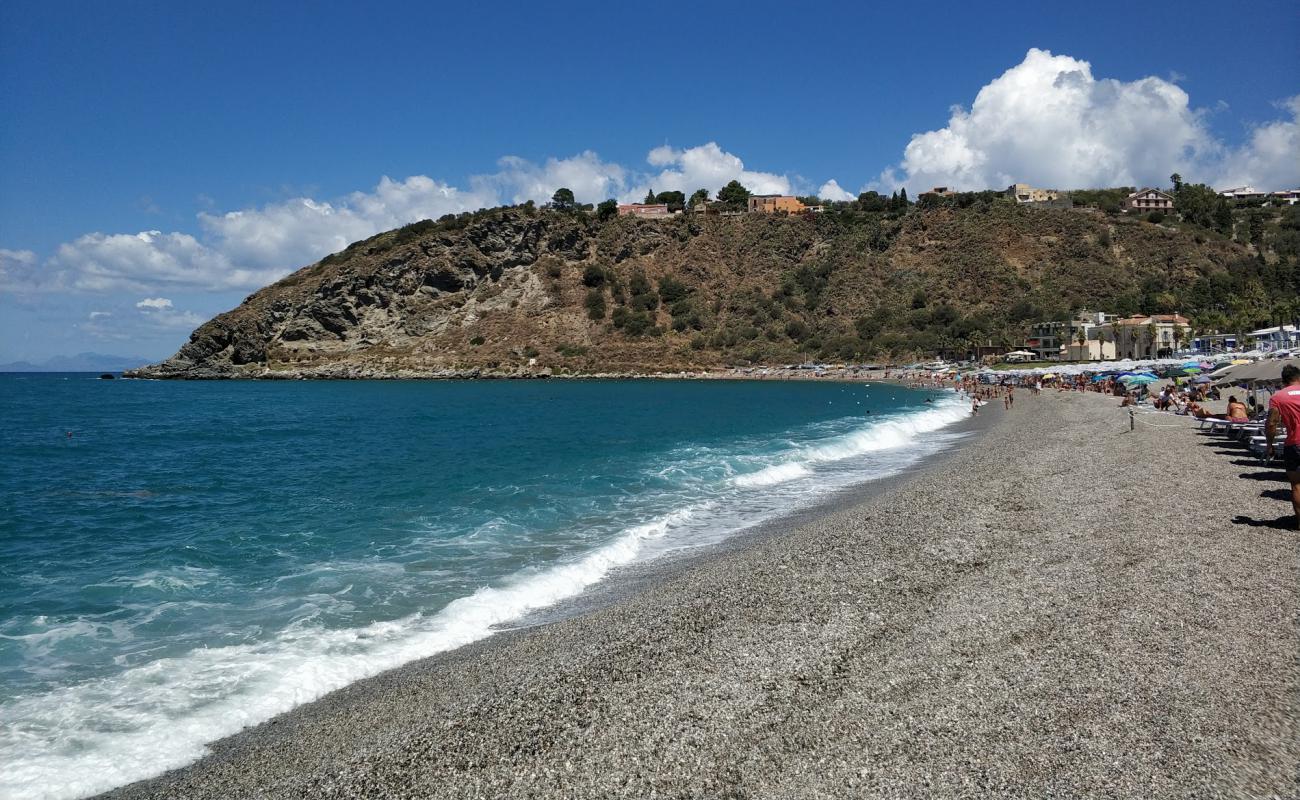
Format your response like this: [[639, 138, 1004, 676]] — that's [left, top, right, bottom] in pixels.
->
[[1024, 311, 1117, 361], [1270, 190, 1300, 206], [1063, 338, 1118, 362], [1024, 321, 1070, 361], [747, 195, 808, 214], [617, 203, 671, 218], [1097, 313, 1191, 359], [1006, 183, 1061, 204], [1123, 188, 1174, 214], [1247, 324, 1299, 352], [1192, 333, 1239, 354]]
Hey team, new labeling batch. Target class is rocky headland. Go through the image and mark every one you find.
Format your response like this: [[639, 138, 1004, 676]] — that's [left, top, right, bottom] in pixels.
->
[[126, 203, 1278, 380]]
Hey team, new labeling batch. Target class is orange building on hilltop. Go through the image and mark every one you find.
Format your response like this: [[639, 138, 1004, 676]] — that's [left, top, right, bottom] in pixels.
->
[[747, 195, 807, 214]]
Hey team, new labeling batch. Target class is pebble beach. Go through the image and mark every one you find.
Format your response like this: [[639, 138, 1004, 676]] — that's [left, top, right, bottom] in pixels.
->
[[102, 390, 1298, 799]]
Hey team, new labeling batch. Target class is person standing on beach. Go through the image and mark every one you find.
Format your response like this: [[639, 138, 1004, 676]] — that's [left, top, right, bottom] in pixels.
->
[[1265, 364, 1300, 529]]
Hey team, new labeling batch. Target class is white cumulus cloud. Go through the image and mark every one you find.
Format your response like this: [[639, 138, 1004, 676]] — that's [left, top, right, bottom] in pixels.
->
[[486, 151, 628, 205], [1213, 95, 1300, 189], [8, 145, 806, 297], [133, 294, 205, 328], [200, 175, 498, 271], [633, 142, 794, 199], [43, 230, 284, 293], [879, 48, 1220, 193], [28, 176, 500, 295], [818, 179, 856, 201]]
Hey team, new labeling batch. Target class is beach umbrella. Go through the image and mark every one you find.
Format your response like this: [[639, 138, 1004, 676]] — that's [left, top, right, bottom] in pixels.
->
[[1192, 376, 1213, 384], [1120, 374, 1158, 385], [1214, 357, 1300, 386]]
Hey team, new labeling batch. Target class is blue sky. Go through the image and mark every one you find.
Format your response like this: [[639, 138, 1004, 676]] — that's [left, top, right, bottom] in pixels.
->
[[1, 0, 1297, 362]]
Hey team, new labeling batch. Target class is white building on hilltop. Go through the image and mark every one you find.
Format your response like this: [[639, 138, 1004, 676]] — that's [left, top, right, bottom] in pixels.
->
[[1218, 186, 1268, 200]]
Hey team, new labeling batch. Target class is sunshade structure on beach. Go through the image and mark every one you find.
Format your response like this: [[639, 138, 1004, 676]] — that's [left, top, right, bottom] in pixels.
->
[[1212, 357, 1300, 387], [1120, 374, 1158, 386]]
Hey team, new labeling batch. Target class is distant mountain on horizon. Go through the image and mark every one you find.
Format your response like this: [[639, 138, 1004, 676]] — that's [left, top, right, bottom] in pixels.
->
[[0, 352, 153, 372]]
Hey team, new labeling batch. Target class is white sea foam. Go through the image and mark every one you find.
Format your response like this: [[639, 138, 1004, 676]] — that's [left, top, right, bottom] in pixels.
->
[[0, 505, 701, 800], [730, 393, 970, 487], [732, 461, 813, 487]]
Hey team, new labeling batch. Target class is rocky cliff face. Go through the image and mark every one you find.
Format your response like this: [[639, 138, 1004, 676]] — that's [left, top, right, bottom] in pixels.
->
[[128, 203, 1263, 379]]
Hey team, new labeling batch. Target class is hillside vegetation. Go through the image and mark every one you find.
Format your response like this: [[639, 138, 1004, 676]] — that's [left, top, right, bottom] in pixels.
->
[[130, 199, 1300, 378]]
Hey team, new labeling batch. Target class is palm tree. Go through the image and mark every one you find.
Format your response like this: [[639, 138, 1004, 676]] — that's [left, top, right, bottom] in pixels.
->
[[1170, 323, 1185, 356], [1074, 327, 1088, 361], [1145, 322, 1159, 358]]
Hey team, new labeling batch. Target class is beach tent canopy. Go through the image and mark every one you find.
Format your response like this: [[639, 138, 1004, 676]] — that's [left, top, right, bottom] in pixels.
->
[[1004, 350, 1037, 358], [1213, 357, 1300, 386]]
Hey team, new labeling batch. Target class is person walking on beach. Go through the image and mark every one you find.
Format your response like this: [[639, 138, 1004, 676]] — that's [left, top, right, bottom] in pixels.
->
[[1265, 364, 1300, 529]]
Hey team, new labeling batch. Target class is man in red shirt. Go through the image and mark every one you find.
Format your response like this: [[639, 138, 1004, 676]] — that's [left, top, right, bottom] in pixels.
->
[[1265, 364, 1300, 529]]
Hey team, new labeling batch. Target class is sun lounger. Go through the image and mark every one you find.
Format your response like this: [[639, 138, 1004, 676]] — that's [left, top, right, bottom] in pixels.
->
[[1206, 419, 1255, 434]]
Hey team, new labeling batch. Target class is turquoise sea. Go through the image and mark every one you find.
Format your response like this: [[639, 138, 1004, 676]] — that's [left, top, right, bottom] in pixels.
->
[[0, 375, 969, 799]]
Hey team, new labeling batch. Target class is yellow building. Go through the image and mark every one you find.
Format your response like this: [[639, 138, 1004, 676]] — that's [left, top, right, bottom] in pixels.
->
[[747, 195, 807, 214], [1097, 313, 1190, 359]]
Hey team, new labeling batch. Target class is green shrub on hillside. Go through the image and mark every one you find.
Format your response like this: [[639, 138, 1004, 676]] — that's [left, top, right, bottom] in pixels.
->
[[628, 272, 659, 311], [585, 289, 607, 320], [657, 275, 690, 305]]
